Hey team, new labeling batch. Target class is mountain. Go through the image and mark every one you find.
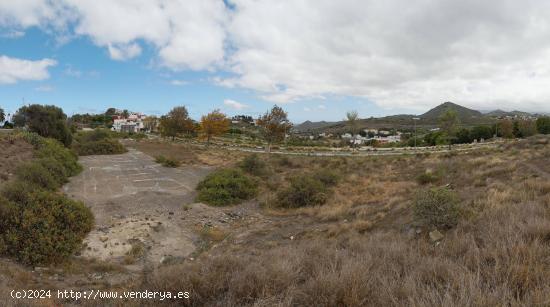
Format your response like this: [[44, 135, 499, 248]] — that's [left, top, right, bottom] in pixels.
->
[[420, 102, 483, 122], [293, 102, 499, 134], [485, 109, 533, 118], [293, 120, 337, 132]]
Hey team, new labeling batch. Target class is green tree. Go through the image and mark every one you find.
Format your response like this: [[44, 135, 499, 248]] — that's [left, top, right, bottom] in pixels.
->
[[455, 128, 472, 144], [0, 107, 5, 123], [517, 120, 537, 138], [536, 116, 550, 134], [13, 105, 72, 146], [159, 106, 194, 140], [439, 109, 459, 149], [121, 109, 129, 118], [470, 125, 493, 142], [256, 105, 292, 152]]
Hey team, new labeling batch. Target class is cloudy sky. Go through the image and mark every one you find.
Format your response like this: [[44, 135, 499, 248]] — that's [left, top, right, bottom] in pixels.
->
[[1, 0, 550, 122]]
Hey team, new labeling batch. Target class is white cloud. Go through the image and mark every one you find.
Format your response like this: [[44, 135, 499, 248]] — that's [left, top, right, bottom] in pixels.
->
[[5, 1, 550, 112], [0, 30, 25, 38], [107, 43, 142, 61], [223, 99, 249, 110], [318, 104, 326, 110], [170, 79, 188, 86], [0, 55, 57, 84]]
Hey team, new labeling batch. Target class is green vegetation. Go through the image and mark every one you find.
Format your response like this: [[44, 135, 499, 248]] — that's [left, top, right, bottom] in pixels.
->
[[155, 155, 181, 168], [239, 154, 268, 176], [276, 171, 339, 208], [196, 168, 258, 206], [537, 116, 550, 134], [0, 132, 93, 265], [416, 171, 439, 185], [13, 104, 73, 146], [413, 187, 460, 229], [72, 129, 127, 156], [0, 191, 93, 265]]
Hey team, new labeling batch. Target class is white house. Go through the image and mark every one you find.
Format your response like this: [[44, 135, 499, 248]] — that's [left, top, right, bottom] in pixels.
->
[[112, 113, 147, 133]]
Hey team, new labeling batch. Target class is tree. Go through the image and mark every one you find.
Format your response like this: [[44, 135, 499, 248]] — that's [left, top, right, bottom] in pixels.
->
[[439, 109, 459, 149], [199, 110, 230, 145], [536, 116, 550, 134], [345, 110, 359, 148], [159, 106, 194, 140], [13, 104, 72, 146], [455, 128, 472, 144], [470, 125, 494, 142], [0, 107, 5, 123], [121, 109, 129, 119], [498, 120, 514, 138], [256, 105, 292, 152], [517, 120, 537, 138], [143, 115, 159, 133]]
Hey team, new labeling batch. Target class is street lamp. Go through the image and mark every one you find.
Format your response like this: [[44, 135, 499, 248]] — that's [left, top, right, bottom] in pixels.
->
[[413, 117, 420, 149]]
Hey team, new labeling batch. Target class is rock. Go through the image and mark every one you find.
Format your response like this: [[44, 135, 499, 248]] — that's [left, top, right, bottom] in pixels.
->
[[99, 236, 108, 242], [290, 236, 295, 240], [429, 230, 444, 242], [168, 211, 174, 215]]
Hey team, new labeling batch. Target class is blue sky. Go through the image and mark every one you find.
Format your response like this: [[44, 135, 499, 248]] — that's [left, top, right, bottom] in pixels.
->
[[0, 27, 395, 123], [2, 1, 550, 123]]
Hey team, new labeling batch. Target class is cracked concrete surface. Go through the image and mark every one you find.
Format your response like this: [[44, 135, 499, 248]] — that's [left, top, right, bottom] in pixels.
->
[[63, 148, 214, 267]]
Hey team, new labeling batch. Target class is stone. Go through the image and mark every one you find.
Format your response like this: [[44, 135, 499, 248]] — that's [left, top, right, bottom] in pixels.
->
[[99, 236, 108, 242], [429, 230, 444, 242]]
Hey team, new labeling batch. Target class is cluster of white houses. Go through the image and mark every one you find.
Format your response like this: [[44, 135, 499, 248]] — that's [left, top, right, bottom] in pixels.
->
[[341, 129, 402, 145], [111, 113, 148, 133]]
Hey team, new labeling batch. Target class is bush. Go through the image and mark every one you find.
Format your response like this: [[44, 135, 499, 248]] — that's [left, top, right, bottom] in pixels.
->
[[72, 129, 128, 156], [155, 155, 181, 168], [15, 162, 59, 190], [0, 180, 35, 204], [312, 169, 339, 187], [36, 157, 70, 185], [74, 139, 127, 156], [413, 187, 460, 229], [35, 138, 81, 176], [416, 171, 438, 185], [277, 175, 328, 208], [196, 169, 258, 206], [0, 190, 93, 265], [239, 154, 268, 176]]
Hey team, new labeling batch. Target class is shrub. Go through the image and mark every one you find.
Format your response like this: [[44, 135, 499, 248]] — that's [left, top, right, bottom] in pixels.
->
[[0, 190, 94, 265], [72, 129, 128, 156], [277, 175, 328, 208], [155, 155, 181, 168], [36, 157, 70, 185], [312, 169, 339, 187], [74, 139, 127, 156], [413, 187, 460, 229], [416, 171, 438, 185], [196, 169, 258, 206], [0, 180, 35, 204], [239, 154, 268, 176], [35, 139, 81, 176], [15, 162, 59, 190]]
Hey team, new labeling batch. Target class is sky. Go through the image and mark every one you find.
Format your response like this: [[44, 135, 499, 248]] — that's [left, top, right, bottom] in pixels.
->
[[1, 1, 550, 123]]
